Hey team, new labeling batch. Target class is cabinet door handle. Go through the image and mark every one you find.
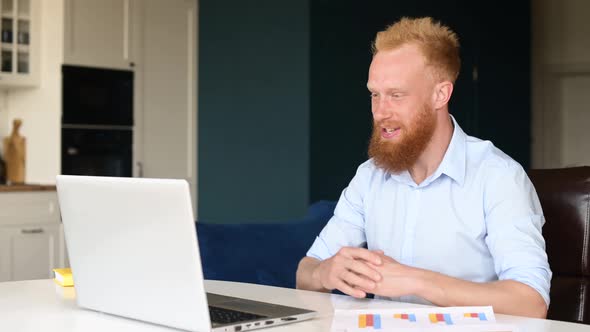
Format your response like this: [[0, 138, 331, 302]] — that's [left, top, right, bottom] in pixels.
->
[[21, 228, 44, 234]]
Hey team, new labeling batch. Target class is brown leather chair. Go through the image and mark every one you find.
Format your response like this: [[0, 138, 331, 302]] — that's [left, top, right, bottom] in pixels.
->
[[528, 167, 590, 324]]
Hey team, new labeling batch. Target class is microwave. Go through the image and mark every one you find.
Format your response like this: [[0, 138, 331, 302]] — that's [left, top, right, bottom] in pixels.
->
[[62, 65, 133, 126]]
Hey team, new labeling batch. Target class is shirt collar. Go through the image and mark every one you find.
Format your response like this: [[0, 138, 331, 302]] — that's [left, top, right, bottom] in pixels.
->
[[435, 115, 466, 186], [387, 115, 466, 187]]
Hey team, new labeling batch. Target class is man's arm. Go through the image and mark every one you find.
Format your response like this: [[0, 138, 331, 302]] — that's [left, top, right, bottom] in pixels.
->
[[417, 271, 547, 318], [296, 257, 328, 293], [296, 247, 383, 298], [298, 163, 380, 297], [357, 253, 547, 318]]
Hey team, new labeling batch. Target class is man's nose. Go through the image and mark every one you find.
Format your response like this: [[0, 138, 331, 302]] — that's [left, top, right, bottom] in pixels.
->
[[372, 99, 392, 123]]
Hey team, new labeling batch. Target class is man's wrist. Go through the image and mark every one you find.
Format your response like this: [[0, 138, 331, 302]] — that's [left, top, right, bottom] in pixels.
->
[[311, 260, 325, 290], [410, 267, 438, 300]]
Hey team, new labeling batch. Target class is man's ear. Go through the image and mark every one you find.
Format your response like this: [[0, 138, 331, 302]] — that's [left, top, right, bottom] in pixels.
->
[[432, 81, 454, 109]]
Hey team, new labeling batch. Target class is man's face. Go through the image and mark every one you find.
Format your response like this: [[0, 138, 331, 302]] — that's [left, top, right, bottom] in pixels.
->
[[367, 44, 438, 173]]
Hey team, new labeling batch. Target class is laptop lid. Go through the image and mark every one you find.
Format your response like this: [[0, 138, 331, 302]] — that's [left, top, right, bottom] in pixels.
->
[[56, 175, 211, 332]]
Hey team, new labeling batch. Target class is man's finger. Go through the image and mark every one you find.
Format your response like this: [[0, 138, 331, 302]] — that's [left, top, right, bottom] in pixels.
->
[[371, 251, 398, 264], [340, 270, 376, 291], [346, 259, 382, 282], [336, 280, 366, 298], [354, 285, 374, 295], [340, 247, 382, 265]]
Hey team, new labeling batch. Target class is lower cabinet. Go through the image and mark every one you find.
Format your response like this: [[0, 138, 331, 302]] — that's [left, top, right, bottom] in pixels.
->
[[0, 191, 65, 281]]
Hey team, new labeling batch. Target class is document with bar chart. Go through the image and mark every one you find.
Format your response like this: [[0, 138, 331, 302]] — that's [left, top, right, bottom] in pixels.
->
[[330, 306, 519, 331]]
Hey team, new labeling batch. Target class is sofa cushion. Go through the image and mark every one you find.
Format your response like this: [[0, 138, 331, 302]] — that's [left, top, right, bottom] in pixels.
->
[[196, 201, 336, 288]]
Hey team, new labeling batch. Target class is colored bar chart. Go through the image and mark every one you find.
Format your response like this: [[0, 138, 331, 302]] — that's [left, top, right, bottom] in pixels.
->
[[464, 312, 487, 321], [358, 314, 382, 329], [429, 313, 453, 325], [393, 313, 417, 322], [334, 306, 498, 331]]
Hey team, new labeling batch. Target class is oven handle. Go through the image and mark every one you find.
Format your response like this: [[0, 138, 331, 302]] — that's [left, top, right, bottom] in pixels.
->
[[137, 162, 143, 177]]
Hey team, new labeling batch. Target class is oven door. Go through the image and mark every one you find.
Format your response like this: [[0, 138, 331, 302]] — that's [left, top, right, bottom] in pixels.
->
[[61, 128, 132, 177]]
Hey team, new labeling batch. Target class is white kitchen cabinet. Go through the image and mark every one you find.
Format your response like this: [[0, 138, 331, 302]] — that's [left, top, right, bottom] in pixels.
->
[[62, 0, 198, 215], [0, 223, 63, 281], [64, 0, 139, 70], [135, 0, 197, 213], [3, 0, 198, 212], [0, 0, 40, 87], [0, 190, 65, 282]]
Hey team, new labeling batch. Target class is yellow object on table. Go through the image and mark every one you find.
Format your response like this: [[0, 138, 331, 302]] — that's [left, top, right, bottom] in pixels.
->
[[53, 268, 74, 287]]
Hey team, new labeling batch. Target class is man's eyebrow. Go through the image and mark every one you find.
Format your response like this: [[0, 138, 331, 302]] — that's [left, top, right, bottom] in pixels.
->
[[366, 84, 405, 91], [386, 88, 405, 93]]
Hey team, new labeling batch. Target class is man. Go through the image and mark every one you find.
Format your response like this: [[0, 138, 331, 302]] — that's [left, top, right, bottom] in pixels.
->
[[296, 17, 551, 318]]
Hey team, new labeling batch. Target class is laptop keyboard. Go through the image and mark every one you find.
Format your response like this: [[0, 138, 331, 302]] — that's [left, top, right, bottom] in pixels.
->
[[209, 306, 267, 324]]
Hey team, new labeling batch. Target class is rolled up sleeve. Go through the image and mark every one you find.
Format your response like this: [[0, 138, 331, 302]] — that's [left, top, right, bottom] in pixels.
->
[[307, 163, 372, 261], [484, 164, 552, 306]]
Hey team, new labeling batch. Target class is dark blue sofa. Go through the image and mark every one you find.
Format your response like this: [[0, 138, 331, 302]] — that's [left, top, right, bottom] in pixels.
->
[[196, 201, 336, 288]]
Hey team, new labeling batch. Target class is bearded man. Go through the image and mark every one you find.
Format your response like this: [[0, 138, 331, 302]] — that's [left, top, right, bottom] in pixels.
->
[[296, 17, 551, 318]]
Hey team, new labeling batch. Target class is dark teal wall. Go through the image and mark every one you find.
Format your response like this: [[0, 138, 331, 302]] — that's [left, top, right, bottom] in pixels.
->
[[198, 0, 531, 221], [198, 0, 310, 223], [309, 0, 531, 202]]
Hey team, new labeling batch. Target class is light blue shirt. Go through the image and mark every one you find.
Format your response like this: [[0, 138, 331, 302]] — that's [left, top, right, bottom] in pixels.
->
[[307, 117, 552, 306]]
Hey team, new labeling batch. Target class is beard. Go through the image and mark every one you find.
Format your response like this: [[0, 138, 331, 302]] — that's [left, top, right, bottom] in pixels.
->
[[368, 103, 437, 174]]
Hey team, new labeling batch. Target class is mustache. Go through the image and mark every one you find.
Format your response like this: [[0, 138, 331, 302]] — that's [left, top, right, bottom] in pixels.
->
[[373, 121, 402, 129]]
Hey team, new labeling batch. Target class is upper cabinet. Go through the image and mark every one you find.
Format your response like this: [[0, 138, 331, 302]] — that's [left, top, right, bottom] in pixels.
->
[[64, 0, 139, 70], [0, 0, 39, 88]]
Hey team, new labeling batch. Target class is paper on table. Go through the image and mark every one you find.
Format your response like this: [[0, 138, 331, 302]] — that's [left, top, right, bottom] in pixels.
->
[[330, 306, 518, 331], [345, 325, 520, 332]]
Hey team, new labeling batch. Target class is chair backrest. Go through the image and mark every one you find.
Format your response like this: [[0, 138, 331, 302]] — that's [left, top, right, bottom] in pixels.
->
[[528, 167, 590, 324]]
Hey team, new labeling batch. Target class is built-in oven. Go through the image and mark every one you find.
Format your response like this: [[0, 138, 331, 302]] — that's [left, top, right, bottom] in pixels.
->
[[62, 65, 133, 126], [61, 128, 132, 177], [61, 65, 133, 177]]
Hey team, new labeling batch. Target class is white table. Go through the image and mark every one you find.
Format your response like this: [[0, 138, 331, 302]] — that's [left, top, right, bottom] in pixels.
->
[[0, 279, 588, 331]]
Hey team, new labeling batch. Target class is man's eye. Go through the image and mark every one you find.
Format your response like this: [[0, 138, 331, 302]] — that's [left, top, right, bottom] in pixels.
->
[[370, 93, 379, 99], [390, 93, 402, 98]]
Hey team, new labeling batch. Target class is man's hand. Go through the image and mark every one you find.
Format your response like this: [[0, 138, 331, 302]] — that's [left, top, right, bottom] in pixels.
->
[[315, 247, 383, 298], [353, 251, 547, 318], [355, 251, 423, 298]]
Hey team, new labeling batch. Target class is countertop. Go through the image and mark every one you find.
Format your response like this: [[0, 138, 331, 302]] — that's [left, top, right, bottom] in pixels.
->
[[0, 184, 56, 192]]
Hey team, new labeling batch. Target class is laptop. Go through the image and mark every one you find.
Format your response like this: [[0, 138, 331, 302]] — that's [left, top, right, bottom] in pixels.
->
[[56, 175, 316, 332]]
